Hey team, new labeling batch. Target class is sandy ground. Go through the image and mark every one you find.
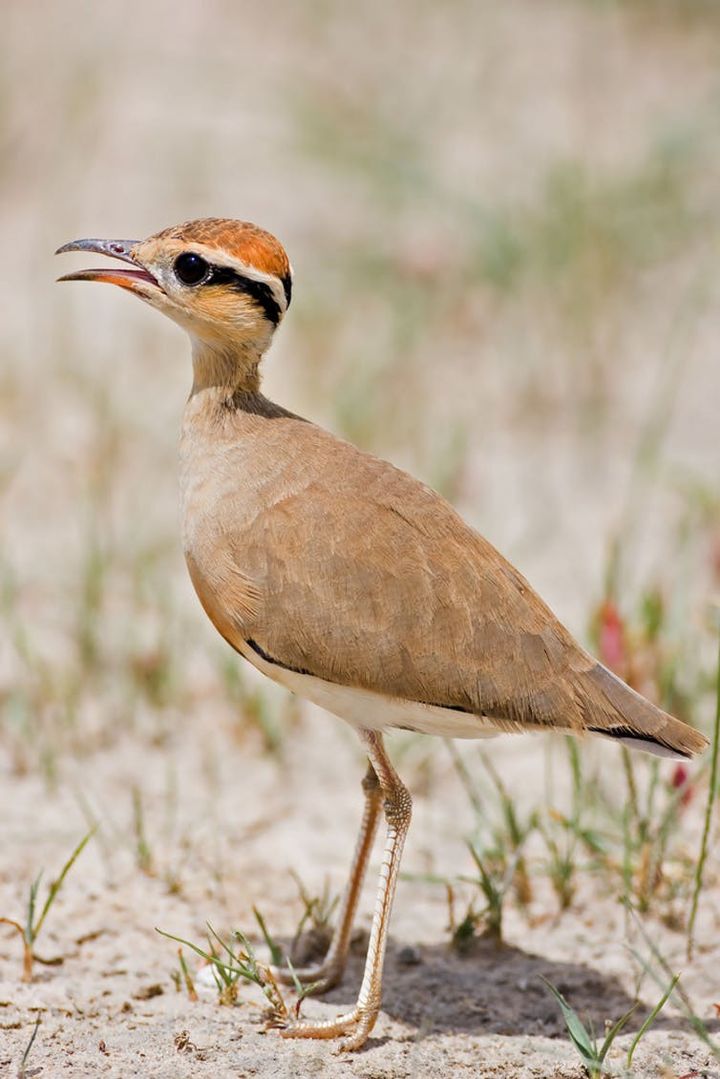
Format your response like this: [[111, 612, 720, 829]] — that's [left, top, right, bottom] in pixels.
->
[[1, 719, 719, 1078], [2, 2, 720, 1076]]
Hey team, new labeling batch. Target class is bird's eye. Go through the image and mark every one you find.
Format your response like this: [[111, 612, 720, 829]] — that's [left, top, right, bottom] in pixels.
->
[[174, 252, 210, 286]]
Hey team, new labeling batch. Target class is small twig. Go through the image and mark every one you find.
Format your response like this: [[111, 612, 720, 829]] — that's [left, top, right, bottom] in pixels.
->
[[0, 918, 32, 982], [177, 948, 198, 1002]]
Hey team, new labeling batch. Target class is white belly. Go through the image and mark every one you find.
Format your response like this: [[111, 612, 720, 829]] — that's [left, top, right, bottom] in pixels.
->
[[237, 642, 500, 739]]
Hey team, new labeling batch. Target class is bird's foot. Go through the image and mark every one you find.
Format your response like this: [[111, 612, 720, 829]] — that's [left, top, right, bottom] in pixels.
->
[[270, 955, 344, 993], [276, 1004, 378, 1052]]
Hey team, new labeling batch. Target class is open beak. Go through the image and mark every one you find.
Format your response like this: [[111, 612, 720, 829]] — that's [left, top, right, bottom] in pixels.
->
[[55, 237, 161, 294]]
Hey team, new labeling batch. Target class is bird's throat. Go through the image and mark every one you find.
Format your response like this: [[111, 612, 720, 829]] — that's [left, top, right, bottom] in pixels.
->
[[190, 337, 264, 397]]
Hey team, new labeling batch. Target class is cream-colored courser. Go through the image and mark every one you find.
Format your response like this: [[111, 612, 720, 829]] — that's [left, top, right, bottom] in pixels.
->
[[57, 219, 707, 1051]]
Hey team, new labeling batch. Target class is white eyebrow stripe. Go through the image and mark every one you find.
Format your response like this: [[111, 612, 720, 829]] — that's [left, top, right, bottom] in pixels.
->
[[186, 243, 289, 312]]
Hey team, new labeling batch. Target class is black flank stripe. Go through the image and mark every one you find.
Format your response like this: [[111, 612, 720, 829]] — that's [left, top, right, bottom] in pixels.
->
[[245, 638, 476, 714], [246, 638, 313, 676], [208, 266, 282, 325]]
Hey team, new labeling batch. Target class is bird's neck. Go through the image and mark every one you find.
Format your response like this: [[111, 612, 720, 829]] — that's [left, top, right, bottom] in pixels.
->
[[189, 337, 266, 397]]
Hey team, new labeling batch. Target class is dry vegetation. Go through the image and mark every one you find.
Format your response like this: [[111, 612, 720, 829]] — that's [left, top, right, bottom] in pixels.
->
[[1, 2, 719, 1076]]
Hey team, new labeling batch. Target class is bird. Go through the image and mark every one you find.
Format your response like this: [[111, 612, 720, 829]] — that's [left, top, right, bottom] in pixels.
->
[[56, 218, 707, 1051]]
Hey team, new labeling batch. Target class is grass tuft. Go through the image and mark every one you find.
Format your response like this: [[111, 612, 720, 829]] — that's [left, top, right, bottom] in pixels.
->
[[157, 923, 290, 1022], [0, 830, 94, 983], [541, 975, 637, 1077]]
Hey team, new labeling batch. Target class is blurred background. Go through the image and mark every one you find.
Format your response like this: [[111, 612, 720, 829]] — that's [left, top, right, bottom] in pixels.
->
[[2, 0, 718, 765], [1, 2, 720, 1069]]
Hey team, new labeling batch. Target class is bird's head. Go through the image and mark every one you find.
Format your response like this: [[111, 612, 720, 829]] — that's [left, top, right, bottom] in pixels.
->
[[57, 218, 292, 392]]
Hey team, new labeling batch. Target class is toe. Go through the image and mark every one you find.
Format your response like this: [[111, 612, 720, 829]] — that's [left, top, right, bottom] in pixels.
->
[[337, 1013, 378, 1052], [277, 1009, 361, 1042]]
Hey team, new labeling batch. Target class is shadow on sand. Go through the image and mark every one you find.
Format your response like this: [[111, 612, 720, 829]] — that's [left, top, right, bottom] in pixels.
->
[[313, 936, 715, 1044]]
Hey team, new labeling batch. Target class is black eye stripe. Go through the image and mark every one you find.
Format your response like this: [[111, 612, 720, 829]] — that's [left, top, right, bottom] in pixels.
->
[[173, 254, 286, 325], [280, 272, 292, 309], [205, 265, 282, 326]]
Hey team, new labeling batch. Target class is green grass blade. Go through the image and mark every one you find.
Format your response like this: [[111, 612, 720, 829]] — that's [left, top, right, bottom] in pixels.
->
[[628, 909, 720, 1062], [284, 956, 322, 1002], [253, 906, 283, 966], [156, 927, 258, 986], [540, 976, 598, 1068], [204, 925, 242, 987], [626, 973, 680, 1067], [444, 738, 484, 817], [32, 830, 94, 942], [18, 1014, 41, 1078], [686, 628, 720, 960], [206, 923, 242, 965], [598, 1002, 637, 1062], [25, 875, 41, 946]]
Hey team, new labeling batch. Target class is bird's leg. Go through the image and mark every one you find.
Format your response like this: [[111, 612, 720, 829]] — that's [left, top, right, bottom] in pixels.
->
[[279, 729, 412, 1051], [272, 760, 382, 991]]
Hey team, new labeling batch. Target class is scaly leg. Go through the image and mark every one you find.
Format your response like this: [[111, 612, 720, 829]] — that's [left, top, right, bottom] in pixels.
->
[[279, 729, 412, 1051], [272, 760, 382, 991]]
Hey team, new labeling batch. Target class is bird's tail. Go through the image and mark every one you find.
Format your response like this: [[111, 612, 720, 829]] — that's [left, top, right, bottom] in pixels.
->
[[576, 662, 708, 760]]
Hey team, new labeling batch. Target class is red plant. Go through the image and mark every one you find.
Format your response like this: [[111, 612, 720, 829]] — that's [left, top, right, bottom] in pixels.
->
[[597, 599, 628, 675], [670, 762, 694, 807]]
